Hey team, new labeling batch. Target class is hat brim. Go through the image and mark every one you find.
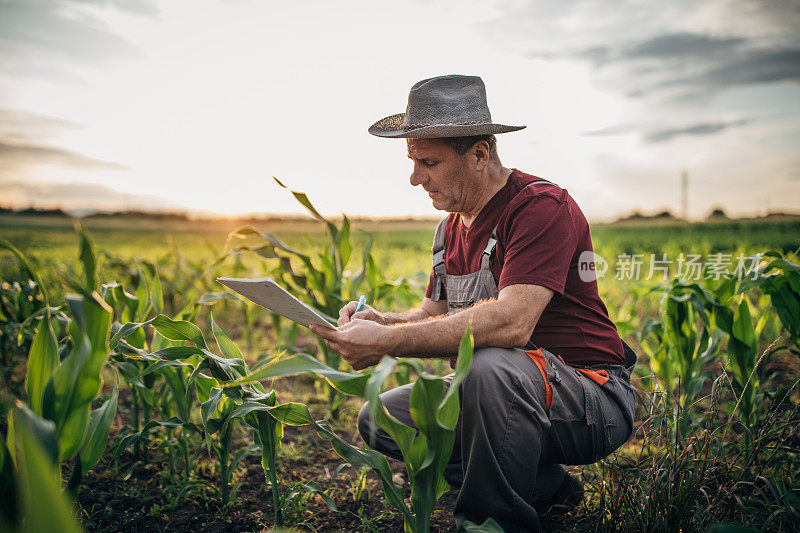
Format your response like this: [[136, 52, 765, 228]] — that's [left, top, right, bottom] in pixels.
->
[[368, 113, 526, 139]]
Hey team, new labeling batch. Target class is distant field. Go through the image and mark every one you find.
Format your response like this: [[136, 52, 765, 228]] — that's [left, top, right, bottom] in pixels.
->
[[0, 214, 438, 282], [3, 212, 798, 265]]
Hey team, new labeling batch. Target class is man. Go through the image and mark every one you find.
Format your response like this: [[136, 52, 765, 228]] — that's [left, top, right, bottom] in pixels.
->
[[310, 74, 636, 532]]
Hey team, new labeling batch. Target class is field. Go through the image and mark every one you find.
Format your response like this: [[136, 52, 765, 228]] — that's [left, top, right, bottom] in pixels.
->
[[1, 209, 799, 532]]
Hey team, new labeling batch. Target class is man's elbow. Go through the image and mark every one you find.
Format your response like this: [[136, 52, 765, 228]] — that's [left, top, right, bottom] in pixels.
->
[[501, 320, 535, 348]]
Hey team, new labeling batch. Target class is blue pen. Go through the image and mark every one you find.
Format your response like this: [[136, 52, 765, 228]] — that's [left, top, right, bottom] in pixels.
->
[[355, 295, 367, 313]]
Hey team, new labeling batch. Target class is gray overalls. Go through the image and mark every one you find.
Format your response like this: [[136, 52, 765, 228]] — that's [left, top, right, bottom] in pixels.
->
[[357, 181, 637, 532]]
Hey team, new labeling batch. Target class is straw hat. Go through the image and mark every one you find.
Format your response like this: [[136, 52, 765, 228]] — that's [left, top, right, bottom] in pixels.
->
[[368, 74, 525, 139]]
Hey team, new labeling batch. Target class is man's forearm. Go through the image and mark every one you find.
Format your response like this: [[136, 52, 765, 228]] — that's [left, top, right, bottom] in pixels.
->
[[385, 299, 529, 358], [381, 306, 436, 325]]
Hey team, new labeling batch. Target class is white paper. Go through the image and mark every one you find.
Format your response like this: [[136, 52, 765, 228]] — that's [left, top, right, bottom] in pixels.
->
[[217, 277, 335, 329]]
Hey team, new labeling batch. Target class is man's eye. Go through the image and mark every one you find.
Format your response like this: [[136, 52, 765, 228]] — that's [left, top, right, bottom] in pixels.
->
[[424, 161, 438, 167]]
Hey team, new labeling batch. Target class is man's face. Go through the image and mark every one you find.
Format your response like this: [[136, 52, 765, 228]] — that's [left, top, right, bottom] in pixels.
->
[[406, 138, 472, 212]]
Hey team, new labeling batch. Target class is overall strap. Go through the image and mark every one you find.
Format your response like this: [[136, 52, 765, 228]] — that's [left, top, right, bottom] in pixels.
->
[[432, 218, 448, 277], [479, 225, 499, 270]]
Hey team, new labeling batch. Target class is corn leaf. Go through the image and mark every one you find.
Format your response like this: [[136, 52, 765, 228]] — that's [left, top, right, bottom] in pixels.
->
[[211, 313, 242, 360], [150, 314, 207, 349], [224, 353, 368, 395], [150, 269, 163, 315], [26, 311, 59, 416], [47, 293, 112, 462], [14, 407, 81, 533], [77, 222, 98, 293], [109, 317, 156, 350], [437, 326, 474, 430], [0, 238, 49, 305], [314, 420, 410, 521], [78, 372, 119, 475]]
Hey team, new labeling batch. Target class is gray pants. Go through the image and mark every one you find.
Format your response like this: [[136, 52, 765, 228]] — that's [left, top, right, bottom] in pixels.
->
[[357, 346, 636, 532]]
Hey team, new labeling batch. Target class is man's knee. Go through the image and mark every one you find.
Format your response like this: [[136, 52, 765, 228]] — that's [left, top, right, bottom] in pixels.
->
[[462, 346, 520, 391], [356, 401, 373, 443]]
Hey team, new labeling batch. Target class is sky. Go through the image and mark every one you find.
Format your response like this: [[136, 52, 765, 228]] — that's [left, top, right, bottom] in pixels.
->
[[1, 0, 798, 221]]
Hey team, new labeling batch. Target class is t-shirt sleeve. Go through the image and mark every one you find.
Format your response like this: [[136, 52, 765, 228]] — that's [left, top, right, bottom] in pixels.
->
[[497, 196, 577, 295]]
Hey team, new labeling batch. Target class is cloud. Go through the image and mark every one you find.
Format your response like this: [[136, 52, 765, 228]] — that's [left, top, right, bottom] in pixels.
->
[[0, 108, 84, 143], [643, 119, 752, 143], [0, 178, 178, 211], [0, 140, 125, 171], [70, 0, 160, 18], [625, 32, 746, 60], [491, 0, 800, 101], [0, 109, 123, 178], [696, 47, 800, 86], [0, 0, 149, 82], [584, 118, 752, 143], [583, 123, 636, 137]]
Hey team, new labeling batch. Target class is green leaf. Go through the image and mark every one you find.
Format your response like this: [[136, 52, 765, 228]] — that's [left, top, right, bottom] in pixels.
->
[[150, 269, 163, 315], [273, 177, 338, 237], [225, 353, 368, 395], [151, 314, 207, 349], [201, 349, 247, 382], [78, 372, 119, 475], [338, 215, 352, 267], [314, 420, 410, 520], [301, 481, 338, 512], [47, 293, 112, 462], [0, 237, 49, 305], [149, 346, 205, 361], [732, 300, 757, 351], [197, 292, 240, 305], [11, 403, 59, 464], [14, 407, 82, 533], [201, 388, 224, 425], [438, 325, 474, 430], [77, 222, 98, 292], [131, 359, 191, 381], [211, 313, 243, 360], [26, 311, 59, 416], [110, 317, 155, 350], [410, 375, 446, 440], [364, 357, 399, 443]]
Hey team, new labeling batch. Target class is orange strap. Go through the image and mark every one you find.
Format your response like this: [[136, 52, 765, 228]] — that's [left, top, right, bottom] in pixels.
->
[[525, 349, 553, 411], [577, 368, 609, 386]]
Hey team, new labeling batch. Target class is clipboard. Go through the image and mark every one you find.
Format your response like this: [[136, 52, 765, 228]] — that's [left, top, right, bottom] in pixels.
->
[[217, 277, 336, 329]]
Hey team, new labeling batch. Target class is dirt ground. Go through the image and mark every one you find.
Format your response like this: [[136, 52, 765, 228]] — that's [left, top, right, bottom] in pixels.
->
[[74, 375, 497, 532]]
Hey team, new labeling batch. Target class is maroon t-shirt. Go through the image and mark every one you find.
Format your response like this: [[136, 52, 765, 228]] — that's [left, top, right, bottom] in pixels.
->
[[425, 169, 624, 366]]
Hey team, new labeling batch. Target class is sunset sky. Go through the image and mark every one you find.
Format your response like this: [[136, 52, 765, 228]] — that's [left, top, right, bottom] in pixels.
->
[[1, 0, 798, 221]]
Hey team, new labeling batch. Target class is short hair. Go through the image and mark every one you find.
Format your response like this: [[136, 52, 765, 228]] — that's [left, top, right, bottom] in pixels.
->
[[438, 134, 498, 159]]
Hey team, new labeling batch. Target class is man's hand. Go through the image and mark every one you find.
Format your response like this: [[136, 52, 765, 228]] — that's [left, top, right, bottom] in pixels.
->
[[338, 300, 385, 326], [310, 319, 395, 370]]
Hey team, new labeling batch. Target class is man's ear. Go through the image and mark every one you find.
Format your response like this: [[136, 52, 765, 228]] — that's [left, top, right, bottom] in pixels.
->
[[472, 141, 491, 170]]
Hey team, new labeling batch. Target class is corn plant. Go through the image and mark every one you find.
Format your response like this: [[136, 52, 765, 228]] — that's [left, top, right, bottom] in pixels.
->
[[708, 251, 800, 437], [109, 310, 334, 524], [200, 317, 336, 523], [3, 401, 84, 532], [0, 239, 52, 397], [20, 228, 118, 491], [232, 326, 476, 533], [220, 180, 352, 415], [738, 251, 800, 350], [642, 280, 720, 435]]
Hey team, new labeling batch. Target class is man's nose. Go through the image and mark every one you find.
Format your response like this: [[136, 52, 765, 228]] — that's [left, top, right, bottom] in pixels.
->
[[410, 165, 426, 187]]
